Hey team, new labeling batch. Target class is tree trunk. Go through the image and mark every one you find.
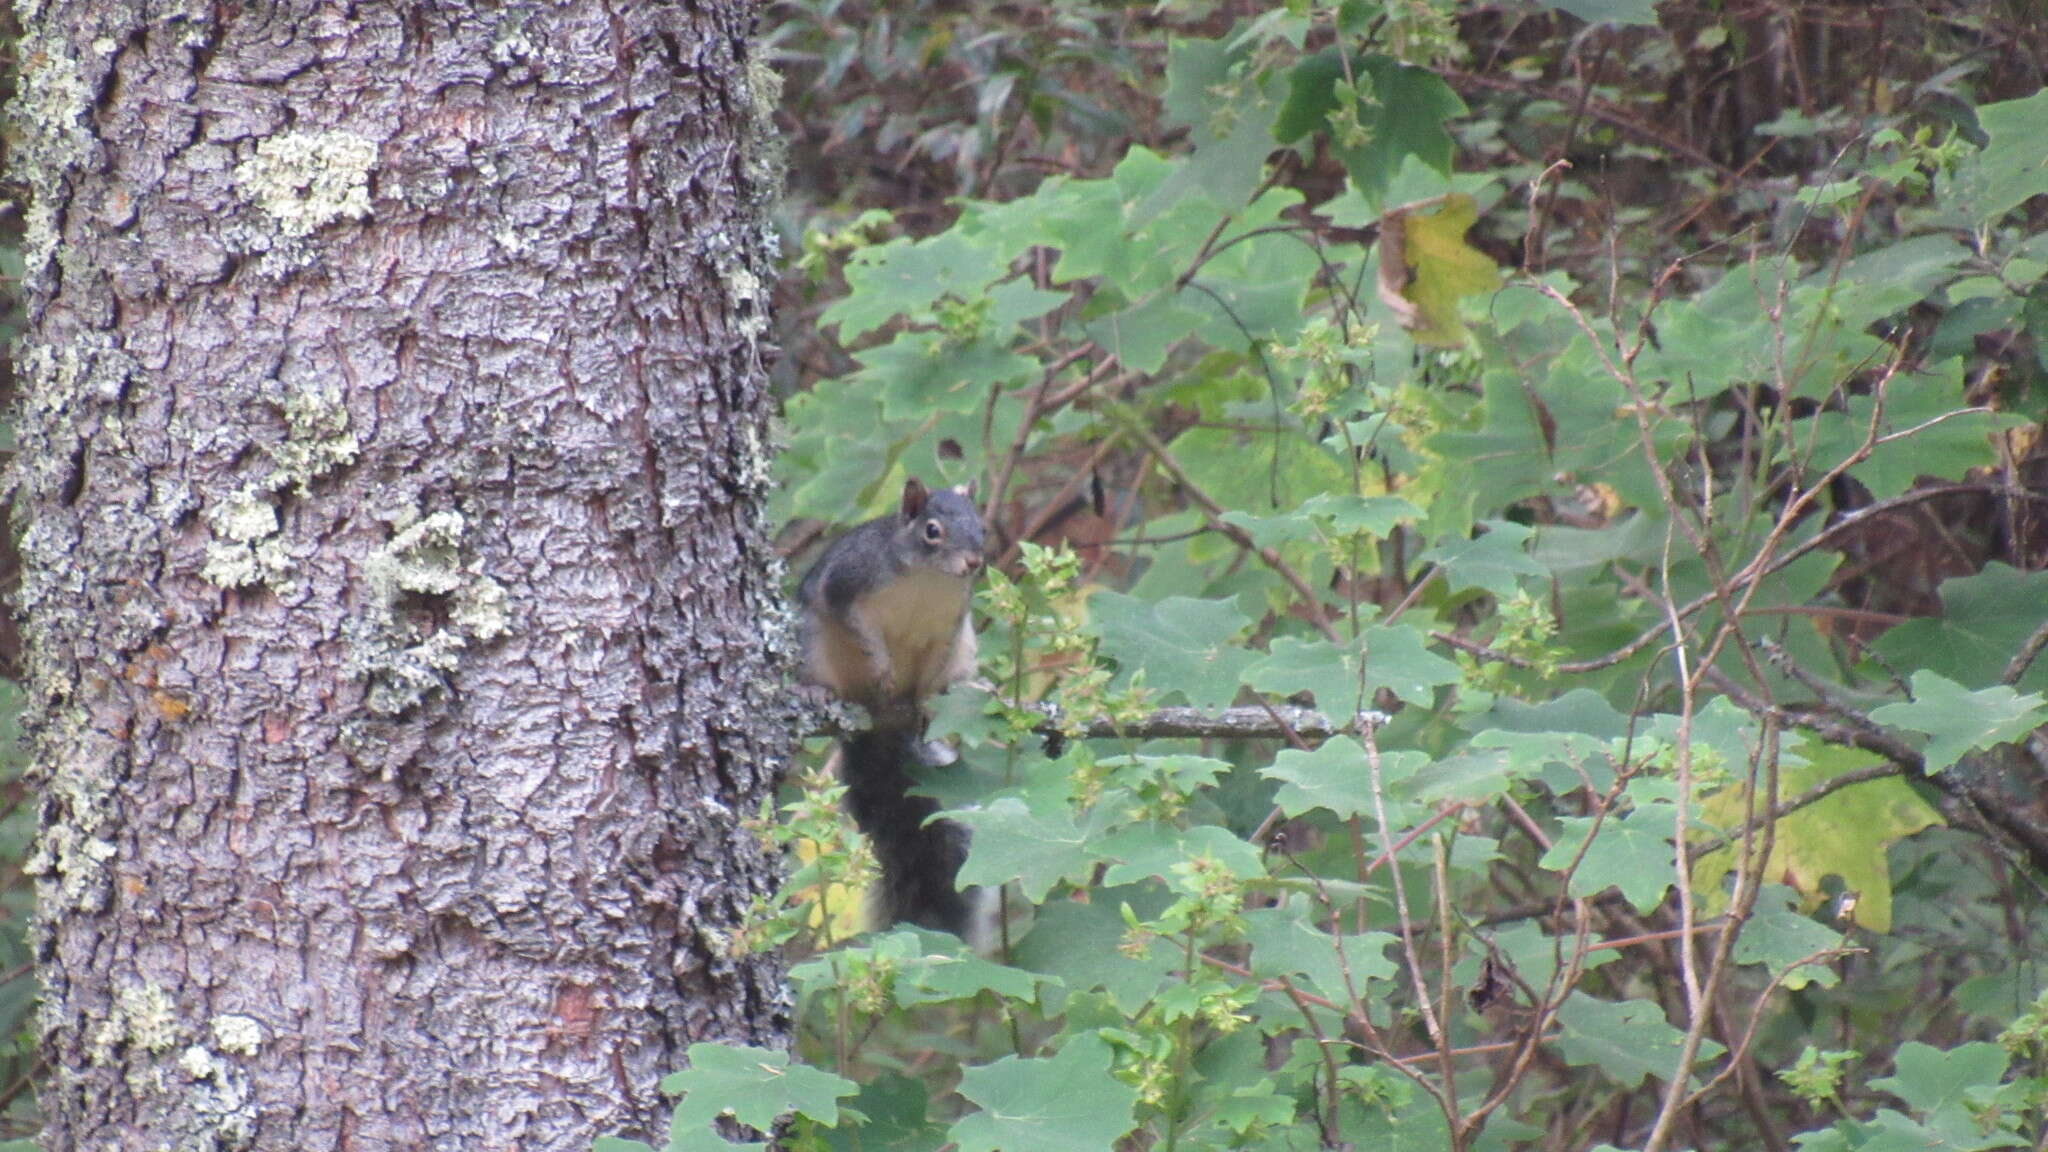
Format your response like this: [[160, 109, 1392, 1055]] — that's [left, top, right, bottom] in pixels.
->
[[13, 2, 789, 1148]]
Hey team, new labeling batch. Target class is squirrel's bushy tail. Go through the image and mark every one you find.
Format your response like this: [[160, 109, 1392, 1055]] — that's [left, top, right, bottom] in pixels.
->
[[838, 727, 994, 948]]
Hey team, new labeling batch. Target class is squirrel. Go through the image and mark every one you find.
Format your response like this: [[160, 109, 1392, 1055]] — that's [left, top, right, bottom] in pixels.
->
[[797, 477, 995, 948]]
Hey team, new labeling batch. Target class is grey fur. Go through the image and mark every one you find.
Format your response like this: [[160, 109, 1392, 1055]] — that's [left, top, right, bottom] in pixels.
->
[[798, 479, 995, 948]]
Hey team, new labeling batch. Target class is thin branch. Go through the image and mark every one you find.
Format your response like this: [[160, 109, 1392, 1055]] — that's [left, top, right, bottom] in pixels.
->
[[1437, 483, 2048, 677], [2003, 618, 2048, 686], [1102, 400, 1342, 641], [799, 699, 1386, 742]]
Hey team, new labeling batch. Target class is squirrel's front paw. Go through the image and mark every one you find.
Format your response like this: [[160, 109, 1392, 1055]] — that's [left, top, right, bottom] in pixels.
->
[[914, 739, 958, 768]]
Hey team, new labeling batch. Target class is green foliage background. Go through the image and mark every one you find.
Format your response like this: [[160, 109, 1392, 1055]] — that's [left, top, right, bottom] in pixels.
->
[[629, 1, 2048, 1149]]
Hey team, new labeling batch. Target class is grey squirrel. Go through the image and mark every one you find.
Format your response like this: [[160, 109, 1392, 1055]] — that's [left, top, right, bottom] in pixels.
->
[[797, 477, 995, 947]]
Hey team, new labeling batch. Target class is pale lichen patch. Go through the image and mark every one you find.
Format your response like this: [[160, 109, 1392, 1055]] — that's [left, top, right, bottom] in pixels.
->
[[21, 708, 120, 911], [740, 53, 788, 201], [11, 26, 92, 280], [80, 987, 256, 1148], [726, 265, 771, 344], [89, 981, 181, 1058], [175, 1043, 257, 1150], [346, 507, 513, 716], [200, 490, 293, 594], [233, 130, 376, 238], [273, 386, 360, 493], [209, 1014, 264, 1056], [23, 824, 116, 912], [200, 387, 360, 594], [367, 511, 469, 597], [488, 10, 537, 65]]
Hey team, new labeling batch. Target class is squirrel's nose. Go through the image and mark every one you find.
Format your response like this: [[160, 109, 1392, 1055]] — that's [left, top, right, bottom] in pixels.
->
[[964, 555, 984, 573]]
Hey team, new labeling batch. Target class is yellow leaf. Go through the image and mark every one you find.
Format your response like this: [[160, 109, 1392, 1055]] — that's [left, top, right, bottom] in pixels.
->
[[1386, 194, 1501, 347], [1691, 743, 1940, 932]]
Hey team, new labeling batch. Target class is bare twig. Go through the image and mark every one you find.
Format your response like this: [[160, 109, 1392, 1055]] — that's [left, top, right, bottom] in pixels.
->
[[2003, 619, 2048, 687], [1102, 400, 1342, 641], [800, 700, 1386, 742]]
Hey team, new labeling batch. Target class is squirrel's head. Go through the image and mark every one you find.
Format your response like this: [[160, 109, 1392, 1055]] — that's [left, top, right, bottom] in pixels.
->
[[898, 478, 986, 578]]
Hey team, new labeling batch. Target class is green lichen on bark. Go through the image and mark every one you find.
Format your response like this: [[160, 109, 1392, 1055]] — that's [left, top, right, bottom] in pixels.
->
[[200, 491, 292, 592], [89, 981, 180, 1059], [201, 387, 361, 594], [8, 23, 91, 282], [273, 387, 361, 491], [80, 983, 257, 1150], [722, 51, 786, 353], [234, 130, 376, 238], [22, 822, 116, 912], [486, 9, 537, 65], [19, 697, 119, 911], [345, 508, 511, 717], [230, 128, 379, 273], [174, 1043, 257, 1150], [208, 1015, 264, 1057]]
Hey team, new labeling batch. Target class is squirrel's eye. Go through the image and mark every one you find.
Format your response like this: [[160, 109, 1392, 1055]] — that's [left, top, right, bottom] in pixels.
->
[[923, 520, 944, 543]]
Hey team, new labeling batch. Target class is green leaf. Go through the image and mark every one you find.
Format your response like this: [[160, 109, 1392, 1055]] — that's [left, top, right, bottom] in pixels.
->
[[1423, 371, 1569, 512], [1419, 519, 1545, 598], [660, 1044, 858, 1134], [1850, 1109, 2023, 1152], [1243, 635, 1367, 714], [985, 277, 1068, 330], [950, 1036, 1142, 1152], [1172, 426, 1352, 518], [1244, 906, 1397, 1004], [1870, 671, 2047, 773], [855, 332, 1036, 418], [1086, 593, 1256, 708], [1012, 887, 1177, 1013], [1273, 51, 1349, 144], [1361, 623, 1464, 705], [1273, 53, 1463, 205], [953, 797, 1100, 902], [1331, 1071, 1456, 1149], [1541, 799, 1679, 914], [1869, 1041, 2009, 1117], [1732, 888, 1847, 991], [1152, 38, 1282, 214], [1236, 614, 1466, 713], [827, 232, 1007, 341], [1870, 564, 2048, 695], [1299, 493, 1424, 537], [1538, 0, 1660, 25], [1083, 291, 1212, 374], [1971, 88, 2048, 223], [1554, 992, 1723, 1089], [824, 1074, 947, 1152], [1801, 360, 2009, 499], [1208, 1079, 1299, 1136], [1099, 823, 1266, 886], [1805, 235, 1969, 329], [806, 930, 1060, 1008], [1491, 922, 1618, 995], [1469, 689, 1632, 790], [1260, 739, 1425, 821], [1410, 747, 1513, 805]]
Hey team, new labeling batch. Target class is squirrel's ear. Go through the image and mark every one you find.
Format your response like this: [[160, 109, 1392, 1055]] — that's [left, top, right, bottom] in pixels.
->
[[899, 477, 930, 519]]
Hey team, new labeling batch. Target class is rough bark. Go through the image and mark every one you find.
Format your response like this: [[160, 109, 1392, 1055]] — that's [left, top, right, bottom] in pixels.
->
[[13, 2, 790, 1148]]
